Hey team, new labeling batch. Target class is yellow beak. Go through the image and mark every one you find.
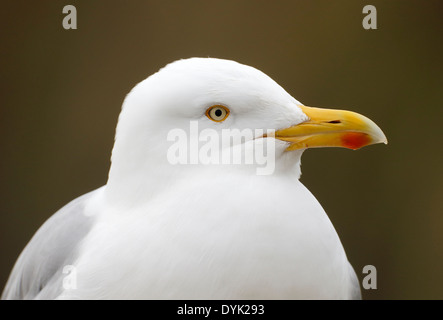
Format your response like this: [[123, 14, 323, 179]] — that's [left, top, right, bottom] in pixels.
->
[[275, 105, 387, 151]]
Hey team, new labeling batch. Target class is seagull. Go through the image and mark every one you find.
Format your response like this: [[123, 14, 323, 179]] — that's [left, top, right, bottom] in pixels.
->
[[2, 58, 387, 300]]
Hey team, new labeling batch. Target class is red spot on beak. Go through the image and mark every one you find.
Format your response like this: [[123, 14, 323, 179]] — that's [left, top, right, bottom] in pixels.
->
[[341, 132, 371, 150]]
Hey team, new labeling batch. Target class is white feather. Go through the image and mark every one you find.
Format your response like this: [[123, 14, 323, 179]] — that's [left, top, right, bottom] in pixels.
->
[[3, 58, 360, 300]]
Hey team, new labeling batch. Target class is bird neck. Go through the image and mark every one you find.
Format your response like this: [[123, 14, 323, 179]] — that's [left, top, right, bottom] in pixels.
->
[[105, 131, 303, 209]]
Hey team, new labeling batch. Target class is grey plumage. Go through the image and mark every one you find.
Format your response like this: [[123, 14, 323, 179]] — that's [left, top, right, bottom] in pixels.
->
[[348, 263, 362, 300], [1, 190, 96, 299]]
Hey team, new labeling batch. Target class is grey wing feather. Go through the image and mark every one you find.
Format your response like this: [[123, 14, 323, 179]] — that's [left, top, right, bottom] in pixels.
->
[[1, 189, 98, 300], [348, 262, 362, 300]]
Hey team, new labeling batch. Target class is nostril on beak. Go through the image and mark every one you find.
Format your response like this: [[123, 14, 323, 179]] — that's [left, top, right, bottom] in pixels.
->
[[327, 120, 341, 124]]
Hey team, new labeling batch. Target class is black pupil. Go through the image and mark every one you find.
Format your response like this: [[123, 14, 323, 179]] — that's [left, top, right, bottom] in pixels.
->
[[214, 109, 223, 117]]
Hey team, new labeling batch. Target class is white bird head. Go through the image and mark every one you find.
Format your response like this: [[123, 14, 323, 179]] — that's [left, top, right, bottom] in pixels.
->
[[106, 58, 386, 205]]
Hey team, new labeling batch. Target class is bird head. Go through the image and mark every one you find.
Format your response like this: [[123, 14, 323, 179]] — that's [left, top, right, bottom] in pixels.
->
[[107, 58, 387, 203]]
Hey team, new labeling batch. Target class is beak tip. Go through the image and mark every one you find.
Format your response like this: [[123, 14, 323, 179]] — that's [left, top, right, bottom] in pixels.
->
[[370, 122, 388, 146], [378, 135, 388, 145]]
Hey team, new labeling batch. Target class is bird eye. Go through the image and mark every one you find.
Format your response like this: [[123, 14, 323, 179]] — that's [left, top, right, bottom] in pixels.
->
[[206, 105, 230, 122]]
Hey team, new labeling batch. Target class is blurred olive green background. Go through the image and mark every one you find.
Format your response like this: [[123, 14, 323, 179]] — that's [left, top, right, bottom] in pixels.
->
[[1, 0, 442, 299]]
